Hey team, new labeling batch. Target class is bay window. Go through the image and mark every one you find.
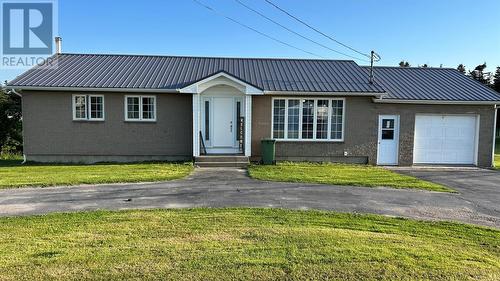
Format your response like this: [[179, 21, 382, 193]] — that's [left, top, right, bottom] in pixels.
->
[[272, 98, 345, 141], [331, 99, 344, 140], [272, 99, 285, 138], [125, 95, 156, 121], [72, 94, 104, 121], [316, 99, 329, 139], [301, 100, 314, 139], [287, 99, 300, 139]]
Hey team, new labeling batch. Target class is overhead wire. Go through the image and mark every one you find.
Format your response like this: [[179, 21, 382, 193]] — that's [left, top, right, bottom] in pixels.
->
[[233, 0, 369, 62], [192, 0, 325, 58], [263, 0, 372, 59]]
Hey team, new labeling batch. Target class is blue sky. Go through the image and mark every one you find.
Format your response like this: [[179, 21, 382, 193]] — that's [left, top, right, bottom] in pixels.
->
[[2, 0, 500, 82]]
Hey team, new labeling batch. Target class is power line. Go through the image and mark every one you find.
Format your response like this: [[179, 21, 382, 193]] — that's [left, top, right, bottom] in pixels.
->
[[192, 0, 325, 58], [264, 0, 371, 59], [233, 0, 369, 62]]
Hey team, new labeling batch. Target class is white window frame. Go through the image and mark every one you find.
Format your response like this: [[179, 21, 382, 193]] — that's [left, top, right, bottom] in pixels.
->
[[72, 94, 105, 121], [124, 95, 157, 122], [271, 97, 345, 142]]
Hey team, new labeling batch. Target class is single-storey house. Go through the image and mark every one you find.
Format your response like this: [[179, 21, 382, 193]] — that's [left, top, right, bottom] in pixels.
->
[[7, 53, 500, 166]]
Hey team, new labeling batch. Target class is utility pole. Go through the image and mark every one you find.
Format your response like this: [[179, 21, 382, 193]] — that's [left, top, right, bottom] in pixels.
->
[[369, 50, 381, 84], [369, 51, 375, 84]]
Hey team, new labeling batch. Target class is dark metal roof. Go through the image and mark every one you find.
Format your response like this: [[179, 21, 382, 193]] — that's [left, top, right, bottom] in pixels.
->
[[8, 53, 384, 93], [365, 66, 500, 102]]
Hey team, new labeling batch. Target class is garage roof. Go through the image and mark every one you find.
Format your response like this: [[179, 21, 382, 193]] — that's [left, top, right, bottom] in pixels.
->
[[7, 53, 384, 93], [364, 66, 500, 102]]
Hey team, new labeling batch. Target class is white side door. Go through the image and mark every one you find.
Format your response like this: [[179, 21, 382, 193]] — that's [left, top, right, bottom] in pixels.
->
[[212, 97, 235, 147], [377, 115, 400, 165]]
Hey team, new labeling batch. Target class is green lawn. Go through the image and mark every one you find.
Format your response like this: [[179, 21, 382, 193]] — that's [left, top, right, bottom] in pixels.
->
[[249, 162, 452, 192], [0, 161, 193, 189], [0, 208, 497, 280], [495, 138, 500, 169]]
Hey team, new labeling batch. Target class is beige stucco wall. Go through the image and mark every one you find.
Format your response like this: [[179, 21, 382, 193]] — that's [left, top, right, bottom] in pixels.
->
[[251, 95, 496, 167], [22, 91, 192, 163]]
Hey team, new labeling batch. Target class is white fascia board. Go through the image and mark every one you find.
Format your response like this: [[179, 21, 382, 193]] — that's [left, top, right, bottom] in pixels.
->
[[372, 98, 500, 105], [265, 90, 386, 98], [178, 72, 263, 95], [7, 86, 180, 93]]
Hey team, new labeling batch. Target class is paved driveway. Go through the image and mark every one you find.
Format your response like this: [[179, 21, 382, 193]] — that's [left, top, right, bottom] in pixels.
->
[[0, 167, 498, 228], [389, 167, 500, 224]]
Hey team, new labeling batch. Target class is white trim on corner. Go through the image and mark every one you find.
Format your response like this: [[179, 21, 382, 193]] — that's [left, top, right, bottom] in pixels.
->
[[475, 114, 481, 166], [193, 93, 200, 157], [271, 97, 346, 142], [493, 105, 498, 167], [372, 98, 500, 105], [124, 95, 157, 122], [178, 72, 264, 95], [244, 95, 252, 156]]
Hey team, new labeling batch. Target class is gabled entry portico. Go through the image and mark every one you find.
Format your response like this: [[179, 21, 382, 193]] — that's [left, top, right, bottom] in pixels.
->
[[180, 72, 263, 157]]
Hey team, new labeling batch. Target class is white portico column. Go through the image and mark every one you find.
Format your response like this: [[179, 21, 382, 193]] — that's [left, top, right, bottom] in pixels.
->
[[244, 95, 252, 157], [192, 93, 200, 157]]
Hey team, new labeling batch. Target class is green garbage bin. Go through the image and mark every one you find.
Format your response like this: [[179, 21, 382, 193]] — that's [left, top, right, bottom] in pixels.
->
[[261, 138, 276, 165]]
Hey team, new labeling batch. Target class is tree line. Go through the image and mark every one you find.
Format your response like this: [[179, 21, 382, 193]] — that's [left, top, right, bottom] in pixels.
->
[[398, 60, 500, 92], [0, 83, 22, 157]]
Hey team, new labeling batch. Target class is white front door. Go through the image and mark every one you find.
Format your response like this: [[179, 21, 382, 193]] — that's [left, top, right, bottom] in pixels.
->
[[377, 115, 400, 165], [212, 97, 235, 147]]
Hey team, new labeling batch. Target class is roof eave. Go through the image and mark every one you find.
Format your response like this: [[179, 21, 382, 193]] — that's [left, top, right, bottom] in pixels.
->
[[6, 86, 181, 93], [372, 98, 500, 105], [265, 90, 386, 98]]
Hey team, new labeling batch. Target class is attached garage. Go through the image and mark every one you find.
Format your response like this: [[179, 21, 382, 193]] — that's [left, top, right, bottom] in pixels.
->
[[413, 115, 478, 165]]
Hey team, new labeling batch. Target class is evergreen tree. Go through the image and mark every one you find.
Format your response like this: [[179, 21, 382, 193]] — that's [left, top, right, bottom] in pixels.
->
[[457, 64, 466, 74], [399, 61, 410, 67], [493, 67, 500, 93], [0, 83, 22, 154], [469, 63, 491, 85]]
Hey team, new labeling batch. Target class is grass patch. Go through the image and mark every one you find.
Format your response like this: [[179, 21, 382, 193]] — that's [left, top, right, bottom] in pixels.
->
[[495, 138, 499, 169], [0, 208, 498, 280], [0, 161, 193, 189], [249, 162, 452, 192]]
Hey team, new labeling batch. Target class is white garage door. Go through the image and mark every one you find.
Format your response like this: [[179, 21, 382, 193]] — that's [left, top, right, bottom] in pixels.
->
[[413, 115, 478, 164]]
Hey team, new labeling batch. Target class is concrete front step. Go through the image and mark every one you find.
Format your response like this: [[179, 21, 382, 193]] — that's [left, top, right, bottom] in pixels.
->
[[194, 156, 248, 162], [195, 161, 249, 168], [194, 155, 249, 168]]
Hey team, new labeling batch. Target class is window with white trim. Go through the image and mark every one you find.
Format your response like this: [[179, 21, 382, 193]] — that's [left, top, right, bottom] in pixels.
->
[[272, 98, 345, 141], [125, 95, 156, 121], [272, 99, 285, 138], [72, 94, 104, 121]]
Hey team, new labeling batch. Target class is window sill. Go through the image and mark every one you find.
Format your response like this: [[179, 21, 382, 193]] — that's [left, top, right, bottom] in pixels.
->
[[72, 119, 105, 122], [124, 120, 157, 123], [274, 139, 344, 143]]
